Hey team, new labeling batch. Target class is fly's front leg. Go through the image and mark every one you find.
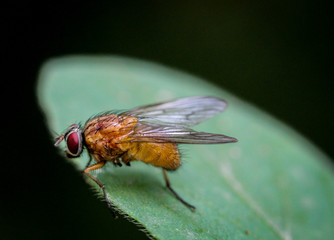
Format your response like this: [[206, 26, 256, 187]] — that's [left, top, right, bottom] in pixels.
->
[[84, 161, 117, 218], [81, 154, 94, 175], [85, 154, 93, 169], [162, 169, 196, 211]]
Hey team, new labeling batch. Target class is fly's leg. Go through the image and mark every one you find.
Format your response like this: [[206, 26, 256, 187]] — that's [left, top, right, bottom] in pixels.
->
[[120, 153, 133, 167], [84, 161, 117, 218], [162, 169, 196, 211], [104, 146, 122, 167], [85, 154, 93, 169], [80, 154, 93, 174]]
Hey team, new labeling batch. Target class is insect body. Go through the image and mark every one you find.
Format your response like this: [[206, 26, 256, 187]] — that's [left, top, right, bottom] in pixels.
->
[[55, 96, 238, 212], [84, 114, 181, 170]]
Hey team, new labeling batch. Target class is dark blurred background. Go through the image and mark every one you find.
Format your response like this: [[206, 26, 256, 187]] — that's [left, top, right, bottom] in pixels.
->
[[2, 1, 332, 239]]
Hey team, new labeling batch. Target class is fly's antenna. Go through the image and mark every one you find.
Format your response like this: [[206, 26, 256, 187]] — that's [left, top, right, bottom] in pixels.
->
[[54, 135, 64, 146]]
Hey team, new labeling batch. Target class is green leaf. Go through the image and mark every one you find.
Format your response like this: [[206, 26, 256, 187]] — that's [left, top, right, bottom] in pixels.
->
[[37, 56, 334, 240]]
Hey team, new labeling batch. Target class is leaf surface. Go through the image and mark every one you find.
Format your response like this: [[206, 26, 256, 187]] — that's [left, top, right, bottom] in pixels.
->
[[37, 56, 334, 240]]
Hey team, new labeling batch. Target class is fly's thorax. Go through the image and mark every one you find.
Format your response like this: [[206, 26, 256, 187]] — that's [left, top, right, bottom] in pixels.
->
[[84, 114, 138, 139], [83, 114, 138, 159]]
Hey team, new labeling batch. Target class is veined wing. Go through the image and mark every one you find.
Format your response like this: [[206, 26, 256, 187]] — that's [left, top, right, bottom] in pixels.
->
[[124, 96, 227, 127], [124, 123, 237, 144]]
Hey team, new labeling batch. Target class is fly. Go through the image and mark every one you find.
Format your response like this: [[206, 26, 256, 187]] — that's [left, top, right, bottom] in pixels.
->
[[54, 96, 238, 214]]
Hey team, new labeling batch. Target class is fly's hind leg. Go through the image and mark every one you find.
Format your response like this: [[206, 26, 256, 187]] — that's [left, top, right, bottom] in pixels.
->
[[84, 161, 117, 218], [162, 169, 196, 211]]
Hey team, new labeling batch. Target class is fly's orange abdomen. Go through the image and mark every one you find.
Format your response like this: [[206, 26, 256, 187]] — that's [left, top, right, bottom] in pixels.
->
[[119, 142, 181, 170]]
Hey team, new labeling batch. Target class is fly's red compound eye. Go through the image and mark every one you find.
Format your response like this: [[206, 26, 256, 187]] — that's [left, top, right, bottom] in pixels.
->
[[64, 124, 83, 158], [67, 132, 79, 155]]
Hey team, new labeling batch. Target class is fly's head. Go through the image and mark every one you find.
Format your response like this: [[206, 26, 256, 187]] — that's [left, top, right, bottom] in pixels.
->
[[54, 124, 84, 158]]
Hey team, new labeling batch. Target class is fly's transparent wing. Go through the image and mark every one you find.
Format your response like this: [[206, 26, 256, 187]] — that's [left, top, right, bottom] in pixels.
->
[[124, 96, 227, 127], [124, 123, 237, 144], [120, 96, 237, 144]]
